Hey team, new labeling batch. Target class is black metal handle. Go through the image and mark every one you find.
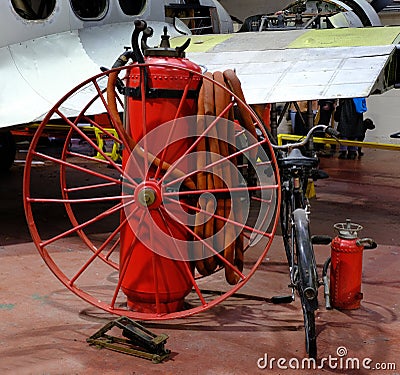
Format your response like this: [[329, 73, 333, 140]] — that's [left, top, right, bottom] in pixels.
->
[[131, 19, 147, 64], [141, 26, 154, 53], [357, 238, 377, 250]]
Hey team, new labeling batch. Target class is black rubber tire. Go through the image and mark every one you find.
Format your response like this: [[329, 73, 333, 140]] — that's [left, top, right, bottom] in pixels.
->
[[293, 208, 318, 358], [293, 209, 318, 297], [302, 305, 317, 358], [279, 192, 293, 264]]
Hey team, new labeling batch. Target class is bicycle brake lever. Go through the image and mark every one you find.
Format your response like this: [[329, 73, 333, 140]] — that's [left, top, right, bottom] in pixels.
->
[[324, 127, 342, 147], [325, 127, 340, 139]]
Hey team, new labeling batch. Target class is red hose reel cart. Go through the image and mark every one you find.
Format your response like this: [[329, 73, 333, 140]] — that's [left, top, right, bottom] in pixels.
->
[[23, 21, 281, 320]]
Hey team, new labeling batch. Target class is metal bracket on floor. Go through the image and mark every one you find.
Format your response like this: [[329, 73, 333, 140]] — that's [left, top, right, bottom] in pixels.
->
[[86, 316, 170, 363]]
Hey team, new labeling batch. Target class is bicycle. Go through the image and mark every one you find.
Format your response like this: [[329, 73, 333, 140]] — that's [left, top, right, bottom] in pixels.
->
[[268, 124, 339, 358]]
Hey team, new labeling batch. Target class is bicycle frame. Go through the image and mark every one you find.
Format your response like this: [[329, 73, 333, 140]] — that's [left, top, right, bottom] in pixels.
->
[[279, 151, 316, 293], [268, 124, 339, 358]]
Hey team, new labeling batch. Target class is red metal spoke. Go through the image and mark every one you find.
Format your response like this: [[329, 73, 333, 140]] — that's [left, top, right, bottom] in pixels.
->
[[62, 77, 109, 127], [64, 181, 120, 194], [38, 199, 131, 248], [55, 107, 141, 191], [79, 79, 146, 182], [234, 129, 246, 138], [92, 78, 121, 119], [28, 194, 131, 204], [65, 150, 113, 166], [159, 101, 234, 185], [110, 210, 145, 308], [165, 197, 273, 240], [164, 183, 279, 197], [162, 135, 270, 189], [249, 195, 275, 239], [157, 208, 207, 306], [86, 80, 118, 129], [159, 205, 246, 281], [251, 195, 273, 204], [90, 77, 134, 156], [105, 237, 120, 261], [55, 109, 126, 176], [80, 115, 124, 146], [69, 206, 140, 285], [147, 217, 162, 315], [140, 67, 150, 179], [153, 74, 194, 181], [30, 150, 128, 188], [80, 77, 108, 113], [256, 160, 274, 167]]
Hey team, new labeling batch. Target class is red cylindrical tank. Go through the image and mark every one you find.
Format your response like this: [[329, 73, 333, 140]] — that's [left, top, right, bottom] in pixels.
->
[[330, 219, 375, 310], [119, 26, 202, 313]]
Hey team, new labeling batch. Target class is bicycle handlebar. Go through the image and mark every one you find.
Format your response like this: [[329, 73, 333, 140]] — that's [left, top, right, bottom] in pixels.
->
[[272, 125, 340, 150]]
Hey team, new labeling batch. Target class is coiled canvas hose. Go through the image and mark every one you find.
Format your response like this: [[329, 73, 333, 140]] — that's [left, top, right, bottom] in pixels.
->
[[107, 66, 258, 285], [194, 69, 258, 285]]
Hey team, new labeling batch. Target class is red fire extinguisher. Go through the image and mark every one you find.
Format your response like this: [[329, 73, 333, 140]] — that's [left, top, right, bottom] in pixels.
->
[[329, 219, 377, 310], [109, 20, 202, 313]]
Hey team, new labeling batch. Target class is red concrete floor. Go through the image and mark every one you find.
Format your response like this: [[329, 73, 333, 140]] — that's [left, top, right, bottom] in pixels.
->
[[0, 148, 399, 374]]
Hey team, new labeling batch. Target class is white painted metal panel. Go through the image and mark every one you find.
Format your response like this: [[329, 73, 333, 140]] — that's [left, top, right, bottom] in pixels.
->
[[0, 21, 187, 127], [79, 21, 189, 68], [5, 31, 101, 125], [0, 47, 49, 126], [187, 44, 396, 104]]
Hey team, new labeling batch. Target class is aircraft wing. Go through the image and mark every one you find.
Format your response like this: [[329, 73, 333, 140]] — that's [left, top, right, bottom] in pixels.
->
[[2, 25, 400, 130], [0, 22, 182, 129], [172, 27, 400, 105]]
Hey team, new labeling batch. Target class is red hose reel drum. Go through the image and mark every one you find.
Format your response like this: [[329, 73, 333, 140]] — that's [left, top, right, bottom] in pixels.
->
[[119, 33, 203, 314], [125, 57, 202, 142]]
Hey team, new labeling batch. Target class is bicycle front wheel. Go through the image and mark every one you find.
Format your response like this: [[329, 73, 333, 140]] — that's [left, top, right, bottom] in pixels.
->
[[302, 304, 317, 358], [293, 208, 318, 358]]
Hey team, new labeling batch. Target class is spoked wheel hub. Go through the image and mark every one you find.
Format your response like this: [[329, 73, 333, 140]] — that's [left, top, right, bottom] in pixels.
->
[[135, 182, 160, 209]]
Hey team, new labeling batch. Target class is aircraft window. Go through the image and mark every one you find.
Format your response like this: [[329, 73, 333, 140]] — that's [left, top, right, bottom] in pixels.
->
[[11, 0, 56, 20], [119, 0, 146, 15], [70, 0, 108, 19]]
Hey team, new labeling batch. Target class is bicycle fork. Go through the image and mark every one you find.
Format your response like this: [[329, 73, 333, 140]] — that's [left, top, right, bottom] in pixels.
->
[[292, 208, 319, 309]]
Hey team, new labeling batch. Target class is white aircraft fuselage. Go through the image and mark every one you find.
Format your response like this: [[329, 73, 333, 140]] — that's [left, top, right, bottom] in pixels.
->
[[0, 0, 233, 129]]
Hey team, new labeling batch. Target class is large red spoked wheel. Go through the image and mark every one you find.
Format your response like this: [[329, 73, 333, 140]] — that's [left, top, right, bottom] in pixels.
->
[[23, 64, 281, 320]]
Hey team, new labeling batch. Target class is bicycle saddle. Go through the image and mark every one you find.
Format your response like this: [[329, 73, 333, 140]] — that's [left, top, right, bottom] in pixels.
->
[[279, 148, 319, 169]]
